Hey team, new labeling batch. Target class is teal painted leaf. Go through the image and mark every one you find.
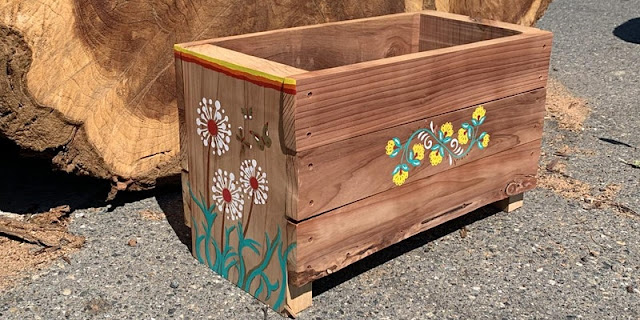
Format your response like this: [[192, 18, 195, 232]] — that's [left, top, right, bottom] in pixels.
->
[[401, 164, 410, 172], [477, 140, 484, 150], [461, 122, 470, 129], [478, 116, 486, 125], [431, 144, 440, 151], [439, 145, 445, 156], [390, 148, 401, 158], [438, 130, 444, 140], [393, 137, 401, 146], [392, 165, 402, 175], [443, 137, 452, 144], [478, 132, 487, 140], [472, 119, 479, 126]]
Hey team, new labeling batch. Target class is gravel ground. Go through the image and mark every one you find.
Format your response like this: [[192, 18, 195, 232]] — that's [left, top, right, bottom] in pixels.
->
[[1, 0, 639, 319]]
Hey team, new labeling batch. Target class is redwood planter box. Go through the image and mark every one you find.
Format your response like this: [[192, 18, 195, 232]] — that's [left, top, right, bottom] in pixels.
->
[[175, 10, 551, 315]]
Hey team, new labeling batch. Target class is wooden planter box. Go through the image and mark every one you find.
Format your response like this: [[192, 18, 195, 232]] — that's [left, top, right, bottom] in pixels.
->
[[175, 10, 551, 316]]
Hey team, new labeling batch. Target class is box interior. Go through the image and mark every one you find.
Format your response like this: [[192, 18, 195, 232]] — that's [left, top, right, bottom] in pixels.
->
[[212, 13, 521, 72]]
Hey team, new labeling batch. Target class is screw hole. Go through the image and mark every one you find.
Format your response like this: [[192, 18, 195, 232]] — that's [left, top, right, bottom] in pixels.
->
[[539, 75, 543, 80], [307, 91, 313, 97], [308, 163, 313, 170], [543, 44, 547, 48], [306, 132, 312, 137], [309, 200, 314, 206]]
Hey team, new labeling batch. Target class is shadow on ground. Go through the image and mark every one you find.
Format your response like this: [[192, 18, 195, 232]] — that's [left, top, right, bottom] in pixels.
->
[[0, 137, 503, 298], [614, 18, 640, 44], [0, 138, 179, 214], [156, 188, 192, 251], [312, 205, 501, 296], [0, 138, 110, 214]]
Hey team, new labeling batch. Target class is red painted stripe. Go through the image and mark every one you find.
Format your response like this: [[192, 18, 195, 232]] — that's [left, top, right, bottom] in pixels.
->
[[175, 51, 297, 95]]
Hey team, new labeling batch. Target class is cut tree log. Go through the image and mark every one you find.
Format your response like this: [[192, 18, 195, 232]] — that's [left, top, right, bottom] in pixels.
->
[[0, 1, 551, 194], [406, 0, 553, 26]]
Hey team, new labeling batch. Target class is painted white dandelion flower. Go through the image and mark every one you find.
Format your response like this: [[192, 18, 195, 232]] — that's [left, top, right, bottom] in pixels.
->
[[212, 169, 244, 220], [239, 159, 269, 204], [196, 98, 231, 156]]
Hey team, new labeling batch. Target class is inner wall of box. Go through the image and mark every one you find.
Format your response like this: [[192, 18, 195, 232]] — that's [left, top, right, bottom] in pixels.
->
[[213, 13, 521, 71]]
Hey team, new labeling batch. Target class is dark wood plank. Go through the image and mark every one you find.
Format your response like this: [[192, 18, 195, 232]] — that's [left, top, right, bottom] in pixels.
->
[[292, 31, 551, 151], [419, 14, 520, 51], [213, 14, 418, 71], [293, 89, 545, 220], [290, 140, 541, 286]]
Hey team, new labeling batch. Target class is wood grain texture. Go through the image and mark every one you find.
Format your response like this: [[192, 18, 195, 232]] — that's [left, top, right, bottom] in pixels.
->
[[290, 140, 541, 286], [178, 55, 299, 311], [419, 14, 519, 50], [182, 44, 307, 79], [294, 89, 545, 220], [213, 14, 418, 71], [417, 0, 553, 27], [0, 0, 407, 189], [176, 53, 192, 227], [432, 0, 553, 27], [284, 282, 313, 317], [291, 26, 551, 151], [494, 193, 524, 212]]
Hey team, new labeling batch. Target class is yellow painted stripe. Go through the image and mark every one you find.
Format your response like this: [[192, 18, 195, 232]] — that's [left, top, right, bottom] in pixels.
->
[[174, 45, 297, 86]]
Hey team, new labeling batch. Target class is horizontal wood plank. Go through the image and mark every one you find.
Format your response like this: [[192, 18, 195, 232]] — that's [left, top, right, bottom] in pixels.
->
[[292, 31, 552, 151], [184, 44, 307, 78], [289, 140, 541, 286], [419, 10, 543, 34], [419, 14, 520, 51], [212, 14, 418, 71], [293, 89, 545, 220]]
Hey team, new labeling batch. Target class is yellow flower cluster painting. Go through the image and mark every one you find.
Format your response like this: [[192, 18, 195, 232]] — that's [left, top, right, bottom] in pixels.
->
[[385, 106, 490, 186]]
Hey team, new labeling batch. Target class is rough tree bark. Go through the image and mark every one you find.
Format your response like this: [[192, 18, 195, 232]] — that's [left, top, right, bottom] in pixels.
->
[[0, 0, 550, 194]]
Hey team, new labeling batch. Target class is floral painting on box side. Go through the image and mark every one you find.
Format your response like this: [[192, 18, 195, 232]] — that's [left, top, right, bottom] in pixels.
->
[[386, 105, 491, 186], [191, 97, 295, 311]]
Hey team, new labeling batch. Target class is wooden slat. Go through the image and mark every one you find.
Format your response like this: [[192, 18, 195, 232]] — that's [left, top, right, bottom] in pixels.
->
[[291, 31, 551, 151], [293, 89, 545, 221], [289, 140, 541, 286], [212, 14, 418, 71], [175, 52, 191, 227], [421, 10, 545, 34], [419, 14, 520, 51], [184, 44, 307, 78]]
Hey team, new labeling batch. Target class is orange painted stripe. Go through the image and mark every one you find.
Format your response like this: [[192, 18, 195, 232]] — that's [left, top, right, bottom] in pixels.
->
[[174, 51, 297, 95]]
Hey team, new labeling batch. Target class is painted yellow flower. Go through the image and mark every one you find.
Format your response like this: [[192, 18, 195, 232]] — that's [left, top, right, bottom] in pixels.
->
[[482, 134, 490, 148], [412, 143, 425, 160], [472, 105, 486, 121], [393, 170, 409, 186], [458, 128, 469, 145], [429, 150, 443, 166], [385, 140, 395, 156], [440, 122, 454, 137]]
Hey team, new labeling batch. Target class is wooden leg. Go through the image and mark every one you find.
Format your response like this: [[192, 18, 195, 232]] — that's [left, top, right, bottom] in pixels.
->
[[181, 170, 192, 228], [494, 193, 524, 213], [284, 282, 312, 318]]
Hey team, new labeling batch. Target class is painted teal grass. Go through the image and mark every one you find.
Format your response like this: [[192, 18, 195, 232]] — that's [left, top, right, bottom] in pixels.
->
[[189, 186, 295, 310]]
